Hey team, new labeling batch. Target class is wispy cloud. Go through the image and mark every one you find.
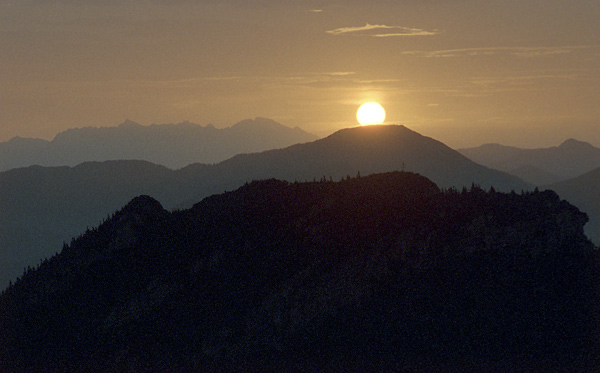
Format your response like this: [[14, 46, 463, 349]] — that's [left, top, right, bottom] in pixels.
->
[[322, 71, 356, 76], [308, 9, 323, 13], [355, 79, 400, 84], [203, 72, 356, 83], [403, 45, 595, 58], [469, 73, 585, 93], [327, 23, 439, 37]]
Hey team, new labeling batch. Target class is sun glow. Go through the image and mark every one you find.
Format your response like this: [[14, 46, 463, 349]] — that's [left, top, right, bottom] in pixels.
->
[[357, 102, 386, 125]]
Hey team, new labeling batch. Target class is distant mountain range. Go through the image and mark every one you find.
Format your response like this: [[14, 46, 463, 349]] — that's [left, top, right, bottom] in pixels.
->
[[1, 172, 597, 370], [0, 117, 318, 171], [459, 139, 600, 185], [458, 139, 600, 243], [0, 125, 529, 288]]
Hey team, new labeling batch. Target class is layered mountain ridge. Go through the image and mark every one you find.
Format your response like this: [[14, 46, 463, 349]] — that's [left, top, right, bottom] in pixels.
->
[[458, 138, 600, 242], [0, 125, 530, 288], [459, 138, 600, 185], [0, 117, 318, 171]]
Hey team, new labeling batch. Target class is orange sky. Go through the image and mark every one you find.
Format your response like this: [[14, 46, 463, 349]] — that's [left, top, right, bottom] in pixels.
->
[[2, 0, 600, 148]]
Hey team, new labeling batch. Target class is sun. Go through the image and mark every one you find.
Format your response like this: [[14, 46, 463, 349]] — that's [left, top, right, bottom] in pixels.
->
[[357, 102, 386, 125]]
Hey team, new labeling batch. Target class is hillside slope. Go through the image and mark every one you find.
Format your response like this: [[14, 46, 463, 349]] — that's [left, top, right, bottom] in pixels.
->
[[1, 172, 597, 371]]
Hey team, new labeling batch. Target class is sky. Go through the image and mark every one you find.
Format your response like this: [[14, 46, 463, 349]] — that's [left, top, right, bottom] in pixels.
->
[[2, 0, 600, 148]]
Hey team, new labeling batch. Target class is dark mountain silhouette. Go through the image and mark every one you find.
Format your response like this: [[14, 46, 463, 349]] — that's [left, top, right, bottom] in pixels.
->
[[1, 172, 597, 371], [545, 167, 600, 243], [0, 118, 318, 171], [181, 124, 529, 201], [0, 125, 529, 288], [459, 139, 600, 185]]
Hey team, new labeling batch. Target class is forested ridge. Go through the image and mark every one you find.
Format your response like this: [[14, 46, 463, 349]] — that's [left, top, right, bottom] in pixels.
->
[[1, 172, 598, 370]]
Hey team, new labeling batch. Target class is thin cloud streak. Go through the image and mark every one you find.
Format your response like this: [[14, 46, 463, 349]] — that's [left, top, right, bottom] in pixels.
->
[[21, 71, 578, 99], [327, 23, 439, 37], [29, 72, 360, 90], [403, 45, 596, 58], [468, 74, 588, 95]]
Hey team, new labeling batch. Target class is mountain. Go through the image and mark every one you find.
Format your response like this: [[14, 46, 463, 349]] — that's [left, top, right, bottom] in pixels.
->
[[186, 124, 529, 199], [0, 118, 318, 171], [1, 172, 597, 371], [502, 165, 563, 186], [0, 161, 175, 287], [0, 124, 529, 288], [458, 139, 600, 185], [460, 138, 600, 244], [0, 137, 51, 170], [545, 167, 600, 243]]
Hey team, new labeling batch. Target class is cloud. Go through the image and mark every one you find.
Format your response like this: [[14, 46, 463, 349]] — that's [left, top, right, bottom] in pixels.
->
[[355, 79, 400, 84], [326, 23, 439, 37], [322, 71, 356, 76], [308, 9, 323, 13], [204, 71, 356, 82], [469, 73, 584, 93], [403, 45, 594, 58]]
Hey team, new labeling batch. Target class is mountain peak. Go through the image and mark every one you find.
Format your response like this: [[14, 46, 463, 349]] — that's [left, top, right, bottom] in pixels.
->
[[324, 124, 412, 141], [231, 117, 284, 130], [4, 136, 49, 145], [323, 125, 449, 154], [119, 195, 165, 216], [103, 195, 169, 251], [558, 138, 594, 150], [219, 123, 528, 192], [118, 119, 142, 128]]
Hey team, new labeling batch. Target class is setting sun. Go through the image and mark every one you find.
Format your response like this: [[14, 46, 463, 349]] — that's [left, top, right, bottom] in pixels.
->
[[357, 103, 386, 125]]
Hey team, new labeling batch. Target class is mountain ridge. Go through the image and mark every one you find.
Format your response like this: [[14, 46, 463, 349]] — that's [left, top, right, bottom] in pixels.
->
[[459, 139, 600, 185], [0, 118, 318, 171], [1, 172, 597, 370], [207, 125, 528, 193], [0, 124, 530, 288]]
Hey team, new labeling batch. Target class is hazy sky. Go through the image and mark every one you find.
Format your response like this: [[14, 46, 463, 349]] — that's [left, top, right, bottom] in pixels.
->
[[2, 0, 600, 148]]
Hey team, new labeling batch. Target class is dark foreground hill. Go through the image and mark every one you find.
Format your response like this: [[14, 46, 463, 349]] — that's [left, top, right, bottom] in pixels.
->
[[1, 172, 598, 371], [0, 117, 318, 171], [0, 125, 529, 288]]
